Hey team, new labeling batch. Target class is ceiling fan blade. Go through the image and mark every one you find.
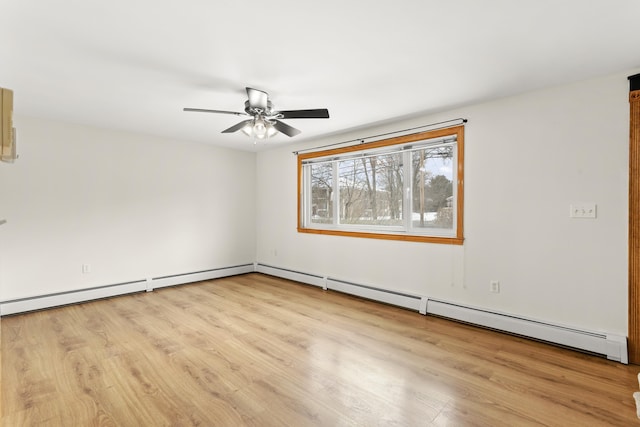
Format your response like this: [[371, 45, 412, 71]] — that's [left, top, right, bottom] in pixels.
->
[[272, 120, 301, 137], [246, 87, 269, 111], [222, 119, 253, 133], [278, 109, 330, 119], [183, 107, 247, 116]]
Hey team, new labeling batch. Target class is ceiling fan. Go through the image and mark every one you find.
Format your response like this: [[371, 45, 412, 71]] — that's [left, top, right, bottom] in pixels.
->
[[183, 87, 329, 139]]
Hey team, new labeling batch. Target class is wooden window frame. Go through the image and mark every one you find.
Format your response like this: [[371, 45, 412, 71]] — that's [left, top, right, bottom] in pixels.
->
[[297, 125, 464, 245]]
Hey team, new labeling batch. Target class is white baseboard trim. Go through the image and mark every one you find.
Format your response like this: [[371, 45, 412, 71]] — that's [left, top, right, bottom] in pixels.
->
[[326, 277, 423, 312], [425, 299, 628, 364], [150, 264, 255, 290], [0, 280, 147, 316], [254, 263, 628, 364], [0, 263, 255, 316], [255, 263, 326, 288], [2, 262, 629, 364]]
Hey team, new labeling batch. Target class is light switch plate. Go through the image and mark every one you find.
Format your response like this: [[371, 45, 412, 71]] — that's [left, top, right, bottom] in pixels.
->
[[570, 203, 597, 219]]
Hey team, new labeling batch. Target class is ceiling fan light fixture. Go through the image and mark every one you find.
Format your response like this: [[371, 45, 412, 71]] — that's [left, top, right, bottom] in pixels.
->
[[266, 123, 278, 138], [241, 117, 278, 139], [241, 122, 253, 137], [253, 119, 267, 138]]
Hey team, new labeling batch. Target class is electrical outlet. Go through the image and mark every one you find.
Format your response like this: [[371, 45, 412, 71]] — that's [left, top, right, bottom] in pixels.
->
[[82, 264, 91, 274], [490, 280, 500, 293]]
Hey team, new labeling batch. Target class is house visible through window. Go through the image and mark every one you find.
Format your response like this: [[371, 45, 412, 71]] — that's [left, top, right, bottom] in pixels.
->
[[298, 125, 464, 244]]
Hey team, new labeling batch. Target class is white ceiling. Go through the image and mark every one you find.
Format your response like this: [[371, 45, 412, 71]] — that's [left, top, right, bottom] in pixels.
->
[[1, 1, 639, 151]]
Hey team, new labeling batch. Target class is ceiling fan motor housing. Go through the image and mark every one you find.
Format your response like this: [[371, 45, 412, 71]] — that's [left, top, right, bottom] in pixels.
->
[[245, 100, 274, 116]]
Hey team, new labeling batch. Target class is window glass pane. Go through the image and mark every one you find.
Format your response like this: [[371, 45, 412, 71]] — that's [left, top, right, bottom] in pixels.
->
[[309, 163, 334, 224], [411, 146, 454, 230], [338, 153, 404, 226]]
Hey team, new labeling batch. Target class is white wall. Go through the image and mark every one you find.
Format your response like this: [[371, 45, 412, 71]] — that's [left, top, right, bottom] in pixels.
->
[[0, 117, 256, 301], [256, 70, 636, 336], [0, 70, 633, 338]]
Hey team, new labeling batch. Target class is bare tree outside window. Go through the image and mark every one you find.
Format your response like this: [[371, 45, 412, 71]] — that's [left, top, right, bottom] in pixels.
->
[[412, 146, 453, 229], [310, 163, 333, 224]]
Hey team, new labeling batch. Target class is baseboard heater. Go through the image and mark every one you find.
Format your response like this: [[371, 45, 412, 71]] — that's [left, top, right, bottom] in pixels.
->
[[150, 264, 255, 290], [425, 299, 628, 364], [255, 263, 326, 288], [2, 263, 628, 364], [255, 264, 628, 364], [254, 264, 425, 314], [0, 279, 148, 316], [326, 277, 425, 312], [0, 263, 255, 316]]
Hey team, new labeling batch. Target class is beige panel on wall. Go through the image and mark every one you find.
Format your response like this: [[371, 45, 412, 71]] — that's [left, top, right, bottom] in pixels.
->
[[0, 88, 15, 162]]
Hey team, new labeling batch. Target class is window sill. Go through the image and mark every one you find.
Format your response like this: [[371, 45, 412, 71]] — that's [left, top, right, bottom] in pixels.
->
[[297, 227, 464, 245]]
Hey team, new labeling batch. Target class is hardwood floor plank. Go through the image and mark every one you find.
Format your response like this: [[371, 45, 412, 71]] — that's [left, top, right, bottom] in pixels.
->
[[2, 273, 638, 426]]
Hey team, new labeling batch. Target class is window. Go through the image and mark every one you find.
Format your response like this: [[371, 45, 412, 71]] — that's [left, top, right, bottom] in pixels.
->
[[298, 125, 464, 244]]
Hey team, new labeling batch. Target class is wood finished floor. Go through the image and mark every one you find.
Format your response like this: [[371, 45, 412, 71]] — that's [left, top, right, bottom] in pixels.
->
[[1, 273, 639, 426]]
